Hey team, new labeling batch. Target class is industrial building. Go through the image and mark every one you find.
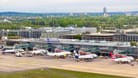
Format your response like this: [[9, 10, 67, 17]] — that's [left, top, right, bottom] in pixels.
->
[[60, 33, 138, 42], [0, 27, 97, 39], [1, 27, 138, 42]]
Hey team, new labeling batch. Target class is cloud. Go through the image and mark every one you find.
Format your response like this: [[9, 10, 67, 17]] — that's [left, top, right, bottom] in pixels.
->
[[1, 0, 9, 3]]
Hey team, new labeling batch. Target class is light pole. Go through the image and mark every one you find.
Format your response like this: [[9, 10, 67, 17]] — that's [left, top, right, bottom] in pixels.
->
[[6, 29, 9, 39], [2, 29, 5, 37], [29, 30, 31, 38]]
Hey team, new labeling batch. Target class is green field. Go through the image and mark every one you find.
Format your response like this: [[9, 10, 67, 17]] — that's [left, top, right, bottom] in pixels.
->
[[0, 68, 129, 78]]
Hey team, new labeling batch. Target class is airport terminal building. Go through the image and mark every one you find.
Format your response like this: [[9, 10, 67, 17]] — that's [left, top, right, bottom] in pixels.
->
[[61, 33, 138, 42], [0, 27, 97, 38]]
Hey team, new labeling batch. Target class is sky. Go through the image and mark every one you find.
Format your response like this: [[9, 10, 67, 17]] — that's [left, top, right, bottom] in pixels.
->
[[0, 0, 138, 13]]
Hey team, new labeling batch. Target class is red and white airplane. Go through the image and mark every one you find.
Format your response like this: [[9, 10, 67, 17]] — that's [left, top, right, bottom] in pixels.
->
[[110, 51, 134, 63], [78, 50, 97, 59]]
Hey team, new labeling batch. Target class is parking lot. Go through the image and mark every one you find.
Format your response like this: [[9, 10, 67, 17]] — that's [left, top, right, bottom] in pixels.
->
[[0, 54, 138, 78]]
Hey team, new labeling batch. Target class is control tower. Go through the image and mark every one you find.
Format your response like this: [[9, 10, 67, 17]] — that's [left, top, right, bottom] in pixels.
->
[[103, 7, 109, 17]]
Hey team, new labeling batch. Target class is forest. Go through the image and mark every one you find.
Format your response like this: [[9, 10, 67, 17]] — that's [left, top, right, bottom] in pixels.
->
[[0, 16, 138, 29]]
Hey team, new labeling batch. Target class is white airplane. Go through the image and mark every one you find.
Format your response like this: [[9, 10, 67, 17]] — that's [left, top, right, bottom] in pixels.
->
[[30, 49, 46, 55], [79, 54, 97, 59], [74, 50, 97, 62], [110, 51, 134, 64], [78, 50, 97, 58], [46, 50, 71, 58], [15, 51, 34, 57], [73, 54, 97, 62], [15, 49, 46, 57], [2, 47, 24, 54], [113, 56, 134, 63]]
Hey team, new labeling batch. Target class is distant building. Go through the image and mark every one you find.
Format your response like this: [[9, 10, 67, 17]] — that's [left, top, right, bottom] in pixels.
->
[[60, 33, 138, 42], [0, 19, 12, 23], [72, 27, 97, 34], [0, 27, 96, 39], [113, 34, 138, 42], [103, 7, 109, 17], [126, 12, 132, 16], [41, 31, 71, 38], [82, 33, 114, 41], [69, 12, 74, 16]]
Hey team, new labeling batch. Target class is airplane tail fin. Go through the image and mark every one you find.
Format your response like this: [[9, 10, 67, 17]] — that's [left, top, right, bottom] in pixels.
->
[[109, 51, 116, 59], [111, 55, 116, 59]]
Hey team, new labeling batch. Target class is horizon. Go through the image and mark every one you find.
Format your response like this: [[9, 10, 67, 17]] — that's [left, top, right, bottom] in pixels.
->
[[0, 0, 138, 13], [0, 10, 138, 14]]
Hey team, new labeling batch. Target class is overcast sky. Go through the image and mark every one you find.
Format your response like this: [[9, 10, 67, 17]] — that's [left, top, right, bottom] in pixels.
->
[[0, 0, 138, 13]]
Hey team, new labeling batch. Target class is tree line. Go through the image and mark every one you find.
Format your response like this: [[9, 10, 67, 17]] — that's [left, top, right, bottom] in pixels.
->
[[0, 16, 138, 29]]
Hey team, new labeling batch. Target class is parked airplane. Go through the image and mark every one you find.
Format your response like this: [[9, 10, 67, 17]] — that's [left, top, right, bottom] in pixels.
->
[[79, 54, 97, 58], [15, 48, 46, 57], [113, 56, 134, 63], [15, 51, 33, 57], [30, 48, 46, 55], [74, 50, 97, 62], [46, 50, 71, 58], [1, 47, 24, 54], [110, 51, 134, 64]]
